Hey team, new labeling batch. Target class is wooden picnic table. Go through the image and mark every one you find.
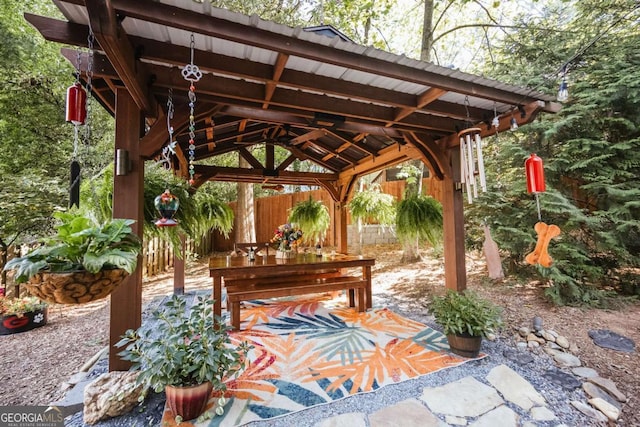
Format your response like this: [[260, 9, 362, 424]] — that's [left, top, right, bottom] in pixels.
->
[[209, 253, 375, 329]]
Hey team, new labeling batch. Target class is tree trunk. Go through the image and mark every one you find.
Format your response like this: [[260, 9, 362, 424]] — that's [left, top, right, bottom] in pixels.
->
[[236, 155, 256, 243], [421, 0, 435, 61]]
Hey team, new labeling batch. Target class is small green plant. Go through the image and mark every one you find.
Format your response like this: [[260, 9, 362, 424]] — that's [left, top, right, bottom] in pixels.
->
[[4, 211, 142, 283], [116, 295, 250, 392], [430, 290, 502, 337]]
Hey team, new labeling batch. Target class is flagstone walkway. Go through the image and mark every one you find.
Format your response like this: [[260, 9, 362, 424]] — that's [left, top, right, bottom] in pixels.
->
[[317, 364, 562, 427]]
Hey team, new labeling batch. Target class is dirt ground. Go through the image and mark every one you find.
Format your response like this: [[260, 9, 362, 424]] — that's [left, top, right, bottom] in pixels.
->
[[1, 244, 638, 424]]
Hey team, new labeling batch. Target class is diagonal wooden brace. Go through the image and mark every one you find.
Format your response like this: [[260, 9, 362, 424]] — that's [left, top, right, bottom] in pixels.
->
[[525, 222, 561, 268]]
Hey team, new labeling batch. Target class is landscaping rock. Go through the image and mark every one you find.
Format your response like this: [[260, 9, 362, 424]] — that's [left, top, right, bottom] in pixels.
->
[[588, 329, 636, 353], [542, 368, 581, 391], [502, 349, 534, 365], [582, 382, 622, 409], [83, 371, 144, 425], [587, 377, 627, 403], [518, 327, 530, 338], [571, 367, 598, 378], [588, 397, 620, 421], [570, 400, 608, 424], [555, 335, 570, 349], [553, 352, 581, 368]]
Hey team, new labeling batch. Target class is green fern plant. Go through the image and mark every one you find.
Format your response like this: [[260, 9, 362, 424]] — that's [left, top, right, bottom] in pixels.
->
[[348, 184, 395, 226], [288, 196, 331, 245], [395, 195, 443, 247]]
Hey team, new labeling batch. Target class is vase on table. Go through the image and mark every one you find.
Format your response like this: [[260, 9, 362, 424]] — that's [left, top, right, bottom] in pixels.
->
[[275, 242, 296, 259]]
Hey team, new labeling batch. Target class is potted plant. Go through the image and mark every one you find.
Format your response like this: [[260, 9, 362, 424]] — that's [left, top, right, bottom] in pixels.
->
[[429, 290, 502, 358], [3, 211, 142, 304], [116, 295, 250, 422], [0, 289, 48, 335]]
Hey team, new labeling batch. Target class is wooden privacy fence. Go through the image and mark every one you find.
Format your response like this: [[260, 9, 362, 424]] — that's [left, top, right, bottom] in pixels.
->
[[212, 177, 441, 252]]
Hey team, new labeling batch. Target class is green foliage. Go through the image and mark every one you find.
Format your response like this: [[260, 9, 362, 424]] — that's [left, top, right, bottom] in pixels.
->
[[287, 196, 331, 245], [395, 195, 443, 247], [117, 295, 250, 392], [348, 184, 395, 226], [467, 0, 640, 306], [3, 211, 142, 283], [84, 165, 234, 254], [430, 290, 502, 337]]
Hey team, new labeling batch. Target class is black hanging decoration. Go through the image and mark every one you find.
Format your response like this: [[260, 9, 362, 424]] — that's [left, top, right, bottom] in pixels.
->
[[69, 160, 81, 208]]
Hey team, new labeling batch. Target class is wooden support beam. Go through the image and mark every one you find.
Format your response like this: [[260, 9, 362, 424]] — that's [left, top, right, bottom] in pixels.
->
[[441, 164, 467, 292], [85, 0, 157, 116], [238, 147, 264, 170], [110, 87, 144, 371]]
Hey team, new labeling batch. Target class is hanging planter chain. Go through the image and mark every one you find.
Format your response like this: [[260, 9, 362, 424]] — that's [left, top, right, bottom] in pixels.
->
[[182, 34, 202, 186]]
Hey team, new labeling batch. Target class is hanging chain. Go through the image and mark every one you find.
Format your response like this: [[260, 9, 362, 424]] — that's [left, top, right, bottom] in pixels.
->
[[160, 88, 177, 169], [83, 30, 95, 147], [182, 34, 202, 186]]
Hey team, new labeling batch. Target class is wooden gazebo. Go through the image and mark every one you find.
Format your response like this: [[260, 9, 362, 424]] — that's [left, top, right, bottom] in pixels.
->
[[27, 0, 559, 370]]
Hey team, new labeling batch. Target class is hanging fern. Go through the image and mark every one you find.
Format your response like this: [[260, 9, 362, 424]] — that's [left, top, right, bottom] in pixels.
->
[[288, 196, 330, 245], [348, 184, 395, 226], [395, 195, 443, 247]]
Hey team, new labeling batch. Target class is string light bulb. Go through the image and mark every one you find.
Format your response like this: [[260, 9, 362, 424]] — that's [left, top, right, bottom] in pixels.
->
[[557, 78, 569, 102]]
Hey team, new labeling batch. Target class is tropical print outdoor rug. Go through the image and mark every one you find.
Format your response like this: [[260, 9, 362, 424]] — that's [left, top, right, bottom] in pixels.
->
[[161, 294, 472, 426]]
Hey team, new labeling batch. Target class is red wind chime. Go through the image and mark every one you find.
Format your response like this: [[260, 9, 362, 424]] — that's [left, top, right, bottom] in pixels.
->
[[523, 153, 560, 268], [65, 82, 86, 126]]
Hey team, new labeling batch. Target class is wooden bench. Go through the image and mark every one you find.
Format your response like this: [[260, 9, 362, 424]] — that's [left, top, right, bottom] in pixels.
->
[[224, 271, 366, 329]]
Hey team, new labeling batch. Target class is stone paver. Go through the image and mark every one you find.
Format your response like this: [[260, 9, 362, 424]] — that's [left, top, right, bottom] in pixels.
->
[[587, 377, 627, 402], [315, 412, 367, 427], [486, 364, 546, 410], [572, 367, 598, 378], [421, 376, 503, 418], [469, 405, 518, 427], [531, 405, 556, 421], [368, 399, 446, 427]]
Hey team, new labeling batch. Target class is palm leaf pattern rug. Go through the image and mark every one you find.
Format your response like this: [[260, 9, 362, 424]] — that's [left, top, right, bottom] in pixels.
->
[[161, 294, 474, 426]]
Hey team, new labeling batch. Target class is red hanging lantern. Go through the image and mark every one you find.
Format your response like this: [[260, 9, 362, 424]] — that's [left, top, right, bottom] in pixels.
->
[[66, 82, 87, 125], [525, 153, 546, 193]]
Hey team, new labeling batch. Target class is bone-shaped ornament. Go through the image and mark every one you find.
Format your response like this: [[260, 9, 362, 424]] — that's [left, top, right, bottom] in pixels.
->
[[525, 222, 561, 268]]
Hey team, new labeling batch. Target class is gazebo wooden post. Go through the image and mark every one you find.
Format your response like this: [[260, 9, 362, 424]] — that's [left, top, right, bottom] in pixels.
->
[[441, 174, 467, 292], [334, 202, 349, 254], [109, 88, 145, 371], [173, 234, 186, 295]]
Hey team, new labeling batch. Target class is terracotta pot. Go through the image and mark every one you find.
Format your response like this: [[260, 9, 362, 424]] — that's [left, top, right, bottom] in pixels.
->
[[0, 308, 48, 335], [165, 382, 213, 421], [24, 269, 129, 304], [446, 333, 482, 358]]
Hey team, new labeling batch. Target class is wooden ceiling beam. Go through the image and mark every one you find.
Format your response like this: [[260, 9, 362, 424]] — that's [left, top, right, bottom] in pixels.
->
[[392, 88, 447, 124], [263, 53, 289, 109], [192, 165, 338, 182], [84, 0, 157, 116]]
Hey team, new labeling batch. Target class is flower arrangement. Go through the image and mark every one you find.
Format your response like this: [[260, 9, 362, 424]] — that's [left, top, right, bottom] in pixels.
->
[[0, 290, 47, 317], [270, 223, 303, 251]]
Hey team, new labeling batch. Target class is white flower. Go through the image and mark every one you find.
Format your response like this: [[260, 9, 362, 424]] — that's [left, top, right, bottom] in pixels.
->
[[33, 313, 44, 323]]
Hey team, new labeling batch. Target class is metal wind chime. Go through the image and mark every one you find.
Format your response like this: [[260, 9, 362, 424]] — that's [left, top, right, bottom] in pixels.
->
[[154, 34, 202, 227], [458, 97, 487, 204], [65, 31, 94, 208]]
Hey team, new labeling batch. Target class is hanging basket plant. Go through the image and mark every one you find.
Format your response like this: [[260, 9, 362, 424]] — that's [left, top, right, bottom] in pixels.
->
[[287, 196, 330, 246], [3, 211, 141, 305]]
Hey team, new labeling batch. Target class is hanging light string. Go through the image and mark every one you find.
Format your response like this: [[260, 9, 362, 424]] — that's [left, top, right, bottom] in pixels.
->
[[181, 34, 202, 186], [509, 3, 640, 105]]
